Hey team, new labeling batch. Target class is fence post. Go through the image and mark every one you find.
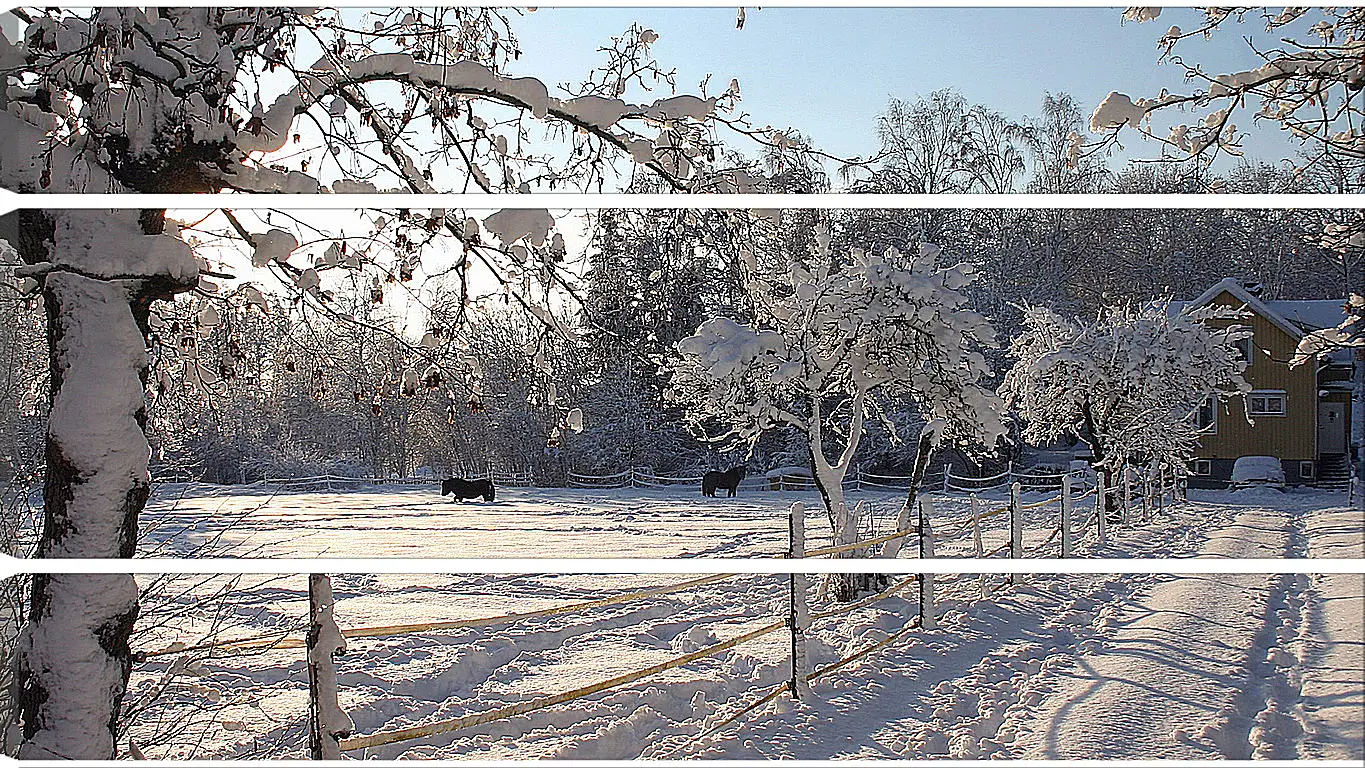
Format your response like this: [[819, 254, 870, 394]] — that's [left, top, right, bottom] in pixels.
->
[[918, 497, 936, 629], [787, 503, 812, 699], [1007, 459, 1015, 484], [882, 488, 916, 560], [1098, 471, 1109, 544], [1009, 481, 1023, 585], [1060, 473, 1074, 558], [941, 463, 950, 493], [1155, 465, 1165, 518], [970, 494, 987, 598], [1121, 465, 1132, 527], [1141, 470, 1152, 523], [307, 574, 353, 760]]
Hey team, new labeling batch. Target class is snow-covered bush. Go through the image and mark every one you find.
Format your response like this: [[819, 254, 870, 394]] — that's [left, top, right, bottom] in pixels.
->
[[668, 227, 1006, 597], [1000, 301, 1250, 502]]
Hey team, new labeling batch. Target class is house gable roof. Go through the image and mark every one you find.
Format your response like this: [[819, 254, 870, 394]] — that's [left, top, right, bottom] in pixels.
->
[[1171, 277, 1327, 340]]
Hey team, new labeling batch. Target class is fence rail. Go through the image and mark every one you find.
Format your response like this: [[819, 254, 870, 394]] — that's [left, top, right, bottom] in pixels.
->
[[155, 464, 1096, 495], [152, 470, 537, 490], [564, 463, 1087, 493]]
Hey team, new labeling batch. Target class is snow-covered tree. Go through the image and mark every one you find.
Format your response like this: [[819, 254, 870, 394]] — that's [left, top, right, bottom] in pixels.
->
[[0, 5, 816, 756], [0, 8, 775, 195], [667, 227, 1006, 599], [7, 208, 200, 759], [1000, 301, 1250, 509]]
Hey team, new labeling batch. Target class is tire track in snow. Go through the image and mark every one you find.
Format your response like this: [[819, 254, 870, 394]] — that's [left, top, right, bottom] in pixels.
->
[[997, 493, 1318, 759]]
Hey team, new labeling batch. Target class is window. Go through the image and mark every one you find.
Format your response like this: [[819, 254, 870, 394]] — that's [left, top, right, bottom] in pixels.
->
[[1190, 459, 1212, 476], [1236, 335, 1255, 366], [1196, 397, 1218, 433], [1248, 391, 1287, 416], [1300, 461, 1315, 479]]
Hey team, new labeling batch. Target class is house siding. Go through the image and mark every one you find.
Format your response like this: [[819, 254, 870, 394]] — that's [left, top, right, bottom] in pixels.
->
[[1194, 291, 1318, 468]]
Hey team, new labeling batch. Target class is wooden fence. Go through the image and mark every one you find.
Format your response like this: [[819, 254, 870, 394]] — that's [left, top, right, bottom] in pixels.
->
[[135, 463, 1184, 758]]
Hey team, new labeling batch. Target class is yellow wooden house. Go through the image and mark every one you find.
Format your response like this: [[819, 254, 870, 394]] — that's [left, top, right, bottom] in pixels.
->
[[1173, 278, 1353, 487]]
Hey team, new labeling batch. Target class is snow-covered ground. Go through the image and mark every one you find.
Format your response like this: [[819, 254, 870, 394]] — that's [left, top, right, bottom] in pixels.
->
[[139, 481, 1359, 560], [123, 487, 1363, 759]]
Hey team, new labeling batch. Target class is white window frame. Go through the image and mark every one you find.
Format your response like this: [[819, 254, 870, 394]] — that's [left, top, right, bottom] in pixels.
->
[[1300, 461, 1315, 479], [1248, 390, 1287, 417], [1191, 459, 1212, 476], [1196, 396, 1218, 434]]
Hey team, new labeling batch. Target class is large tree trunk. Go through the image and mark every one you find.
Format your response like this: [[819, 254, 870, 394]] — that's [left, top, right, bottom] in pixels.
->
[[883, 427, 938, 560], [807, 392, 872, 602], [12, 210, 197, 759], [1080, 401, 1115, 518]]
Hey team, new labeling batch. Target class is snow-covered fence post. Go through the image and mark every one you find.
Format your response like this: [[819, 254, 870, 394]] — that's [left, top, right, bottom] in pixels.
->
[[1009, 481, 1023, 585], [941, 464, 950, 493], [1060, 473, 1074, 558], [1154, 465, 1165, 518], [918, 497, 936, 629], [1141, 469, 1152, 524], [1007, 460, 1015, 484], [307, 574, 353, 760], [1094, 470, 1106, 544], [1098, 471, 1110, 544], [970, 494, 987, 598], [787, 503, 812, 699], [1121, 464, 1132, 527]]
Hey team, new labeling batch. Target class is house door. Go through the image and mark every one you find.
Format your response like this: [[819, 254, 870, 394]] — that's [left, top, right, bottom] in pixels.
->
[[1318, 402, 1347, 454]]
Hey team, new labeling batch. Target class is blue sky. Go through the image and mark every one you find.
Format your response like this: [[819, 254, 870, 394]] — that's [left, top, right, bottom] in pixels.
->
[[506, 6, 1306, 174]]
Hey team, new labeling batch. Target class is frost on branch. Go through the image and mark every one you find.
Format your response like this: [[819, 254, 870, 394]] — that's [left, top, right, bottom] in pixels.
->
[[251, 229, 299, 267], [1, 8, 743, 194], [1293, 294, 1365, 366], [1097, 7, 1365, 178]]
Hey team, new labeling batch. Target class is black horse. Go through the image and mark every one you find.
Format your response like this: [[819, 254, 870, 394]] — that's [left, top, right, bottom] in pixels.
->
[[441, 477, 496, 502], [702, 466, 747, 497]]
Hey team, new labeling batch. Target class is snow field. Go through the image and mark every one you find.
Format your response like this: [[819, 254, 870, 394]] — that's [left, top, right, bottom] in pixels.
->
[[134, 481, 1335, 560], [125, 572, 831, 759], [118, 486, 1362, 759]]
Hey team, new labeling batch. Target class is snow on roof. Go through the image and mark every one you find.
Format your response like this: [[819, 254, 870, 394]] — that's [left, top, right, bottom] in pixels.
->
[[1171, 277, 1349, 338], [764, 466, 812, 478], [1263, 299, 1350, 332]]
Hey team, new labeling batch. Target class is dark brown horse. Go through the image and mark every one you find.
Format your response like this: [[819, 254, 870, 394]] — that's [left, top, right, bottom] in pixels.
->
[[702, 466, 747, 497], [441, 477, 496, 501]]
